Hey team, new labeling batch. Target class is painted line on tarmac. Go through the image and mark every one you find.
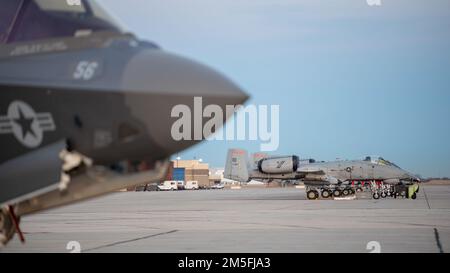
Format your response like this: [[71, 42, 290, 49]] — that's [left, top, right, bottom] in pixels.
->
[[84, 229, 178, 252], [434, 228, 444, 253]]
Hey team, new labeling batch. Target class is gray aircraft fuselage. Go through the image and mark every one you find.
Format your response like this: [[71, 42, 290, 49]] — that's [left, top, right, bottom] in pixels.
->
[[225, 149, 419, 185], [251, 159, 418, 184]]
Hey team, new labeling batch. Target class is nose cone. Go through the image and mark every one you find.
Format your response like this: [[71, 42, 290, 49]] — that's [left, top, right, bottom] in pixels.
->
[[121, 49, 249, 158], [410, 174, 421, 182], [122, 50, 247, 99], [401, 169, 421, 182]]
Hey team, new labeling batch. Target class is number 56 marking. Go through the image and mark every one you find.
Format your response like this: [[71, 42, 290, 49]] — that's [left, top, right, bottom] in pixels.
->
[[73, 61, 99, 81]]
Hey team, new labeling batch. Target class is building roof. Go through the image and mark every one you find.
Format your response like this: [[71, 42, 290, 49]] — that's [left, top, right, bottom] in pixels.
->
[[172, 160, 209, 170]]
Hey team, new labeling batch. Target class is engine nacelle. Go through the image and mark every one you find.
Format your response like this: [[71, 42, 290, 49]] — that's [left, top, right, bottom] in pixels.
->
[[258, 156, 299, 174]]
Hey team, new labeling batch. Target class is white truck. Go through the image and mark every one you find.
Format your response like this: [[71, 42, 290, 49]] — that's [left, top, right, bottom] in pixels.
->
[[211, 183, 225, 189], [176, 180, 185, 190], [157, 181, 178, 191], [185, 181, 199, 190]]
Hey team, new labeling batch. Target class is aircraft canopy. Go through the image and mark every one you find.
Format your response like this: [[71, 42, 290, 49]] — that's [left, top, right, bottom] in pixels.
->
[[0, 0, 123, 44], [364, 156, 400, 168]]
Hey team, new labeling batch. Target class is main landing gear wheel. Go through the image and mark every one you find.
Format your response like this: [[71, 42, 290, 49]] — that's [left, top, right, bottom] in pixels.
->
[[342, 189, 349, 196], [333, 189, 341, 198], [321, 190, 331, 199], [307, 190, 319, 200], [372, 192, 380, 200], [381, 192, 387, 198]]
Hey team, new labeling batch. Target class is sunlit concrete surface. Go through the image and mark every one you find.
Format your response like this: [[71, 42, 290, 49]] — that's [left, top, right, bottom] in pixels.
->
[[2, 185, 449, 253]]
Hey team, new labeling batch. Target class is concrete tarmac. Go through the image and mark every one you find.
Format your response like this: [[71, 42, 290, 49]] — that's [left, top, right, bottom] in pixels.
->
[[2, 185, 450, 253]]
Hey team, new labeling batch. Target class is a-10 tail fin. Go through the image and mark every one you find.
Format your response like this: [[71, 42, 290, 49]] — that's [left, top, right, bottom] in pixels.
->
[[224, 149, 250, 182]]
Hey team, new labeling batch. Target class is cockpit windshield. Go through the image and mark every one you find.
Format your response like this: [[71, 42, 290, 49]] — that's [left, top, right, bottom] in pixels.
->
[[364, 156, 401, 168], [0, 0, 123, 44]]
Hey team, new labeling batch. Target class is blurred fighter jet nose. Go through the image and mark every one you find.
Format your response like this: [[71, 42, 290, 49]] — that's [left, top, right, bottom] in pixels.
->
[[120, 48, 249, 159], [122, 49, 248, 99]]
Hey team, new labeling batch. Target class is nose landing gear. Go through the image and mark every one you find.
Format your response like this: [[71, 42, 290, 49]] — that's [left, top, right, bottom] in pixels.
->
[[370, 181, 420, 200]]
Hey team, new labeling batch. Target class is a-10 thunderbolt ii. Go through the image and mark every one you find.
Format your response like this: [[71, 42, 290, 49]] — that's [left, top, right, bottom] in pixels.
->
[[0, 0, 247, 246], [224, 149, 420, 200]]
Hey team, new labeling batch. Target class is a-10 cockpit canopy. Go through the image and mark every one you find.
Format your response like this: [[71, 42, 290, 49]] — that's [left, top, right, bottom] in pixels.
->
[[0, 0, 123, 44], [364, 156, 401, 168]]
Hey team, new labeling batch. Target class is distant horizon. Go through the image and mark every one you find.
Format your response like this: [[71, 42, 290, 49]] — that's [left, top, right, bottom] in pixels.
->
[[101, 0, 450, 177]]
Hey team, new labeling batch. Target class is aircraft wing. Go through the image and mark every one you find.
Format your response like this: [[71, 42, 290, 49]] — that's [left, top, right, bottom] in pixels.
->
[[297, 165, 326, 174], [297, 166, 340, 184], [16, 160, 170, 216]]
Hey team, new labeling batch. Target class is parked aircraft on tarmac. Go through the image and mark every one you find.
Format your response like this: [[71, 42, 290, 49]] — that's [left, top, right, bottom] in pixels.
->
[[224, 149, 420, 200]]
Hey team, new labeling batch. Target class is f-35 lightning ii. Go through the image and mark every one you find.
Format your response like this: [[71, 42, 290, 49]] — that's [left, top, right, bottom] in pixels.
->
[[0, 0, 248, 246]]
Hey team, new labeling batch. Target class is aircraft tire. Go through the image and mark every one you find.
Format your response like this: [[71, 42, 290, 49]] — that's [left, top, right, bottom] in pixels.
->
[[373, 193, 380, 200], [333, 189, 341, 197], [342, 189, 349, 196], [411, 192, 417, 200], [321, 190, 331, 198], [381, 192, 387, 198], [307, 190, 319, 200]]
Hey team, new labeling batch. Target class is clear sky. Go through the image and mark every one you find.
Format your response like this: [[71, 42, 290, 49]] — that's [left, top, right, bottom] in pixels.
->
[[99, 0, 450, 177]]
